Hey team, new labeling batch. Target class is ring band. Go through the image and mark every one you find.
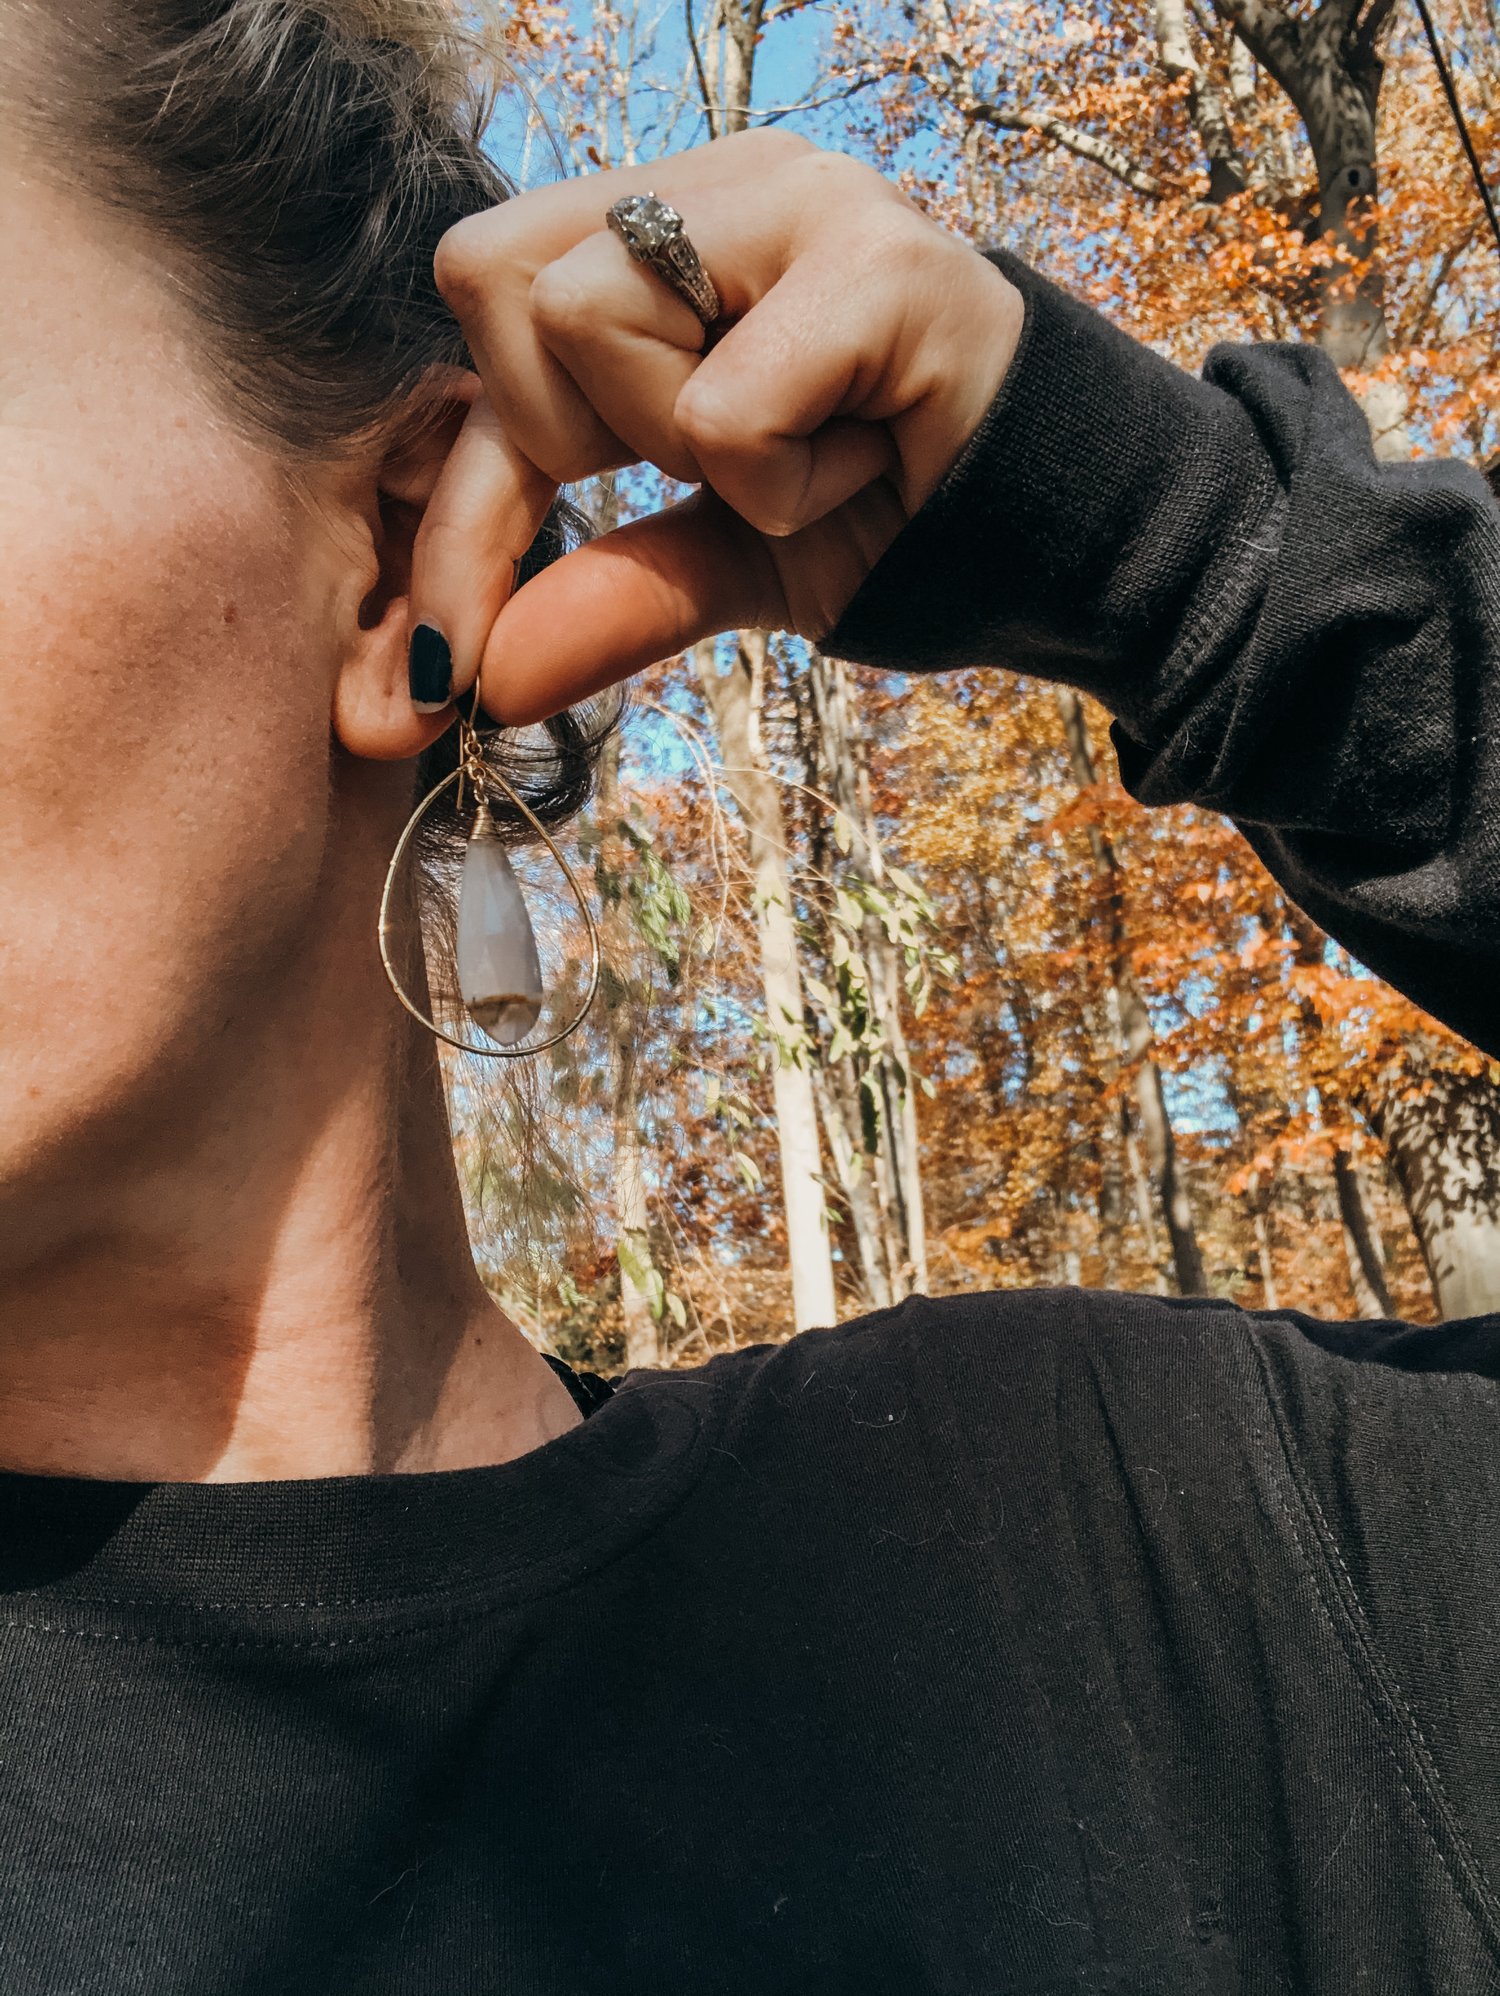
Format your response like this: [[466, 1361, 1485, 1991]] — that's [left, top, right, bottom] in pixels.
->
[[605, 193, 722, 328]]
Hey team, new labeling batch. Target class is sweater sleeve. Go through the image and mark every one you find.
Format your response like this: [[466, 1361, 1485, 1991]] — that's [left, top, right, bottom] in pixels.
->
[[821, 251, 1500, 1059]]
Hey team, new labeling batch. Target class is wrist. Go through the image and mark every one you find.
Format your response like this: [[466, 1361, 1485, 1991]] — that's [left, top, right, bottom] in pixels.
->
[[907, 251, 1025, 516]]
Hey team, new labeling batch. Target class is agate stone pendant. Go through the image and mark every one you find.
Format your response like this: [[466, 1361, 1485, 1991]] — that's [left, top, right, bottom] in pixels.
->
[[456, 801, 544, 1045], [378, 741, 599, 1059]]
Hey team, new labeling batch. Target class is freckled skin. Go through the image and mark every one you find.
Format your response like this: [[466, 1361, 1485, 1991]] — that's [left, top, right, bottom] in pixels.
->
[[0, 162, 340, 1193], [0, 140, 579, 1481]]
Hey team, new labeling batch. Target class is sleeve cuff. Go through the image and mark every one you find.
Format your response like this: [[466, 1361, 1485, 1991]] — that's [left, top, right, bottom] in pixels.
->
[[820, 250, 1283, 735]]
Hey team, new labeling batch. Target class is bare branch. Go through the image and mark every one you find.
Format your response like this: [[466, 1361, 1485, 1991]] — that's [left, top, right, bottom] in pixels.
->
[[1320, 0, 1368, 40], [969, 102, 1163, 196], [1214, 0, 1304, 87], [684, 0, 717, 135], [754, 77, 887, 122], [1212, 0, 1316, 117], [1227, 27, 1257, 109], [1396, 227, 1477, 348], [1349, 0, 1401, 75]]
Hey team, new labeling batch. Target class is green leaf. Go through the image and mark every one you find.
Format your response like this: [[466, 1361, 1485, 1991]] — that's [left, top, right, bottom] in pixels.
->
[[833, 810, 853, 855], [803, 975, 839, 1022], [618, 1236, 654, 1292], [665, 1289, 688, 1330], [733, 1150, 763, 1191]]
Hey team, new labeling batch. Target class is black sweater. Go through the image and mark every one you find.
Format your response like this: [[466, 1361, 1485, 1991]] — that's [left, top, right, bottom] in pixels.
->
[[830, 251, 1500, 1060], [6, 262, 1500, 1995]]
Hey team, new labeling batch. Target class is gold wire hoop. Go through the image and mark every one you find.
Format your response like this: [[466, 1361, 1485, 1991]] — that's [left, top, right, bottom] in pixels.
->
[[378, 760, 601, 1060]]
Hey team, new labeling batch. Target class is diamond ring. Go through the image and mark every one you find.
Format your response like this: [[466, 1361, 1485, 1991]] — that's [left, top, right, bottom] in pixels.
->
[[605, 193, 722, 329]]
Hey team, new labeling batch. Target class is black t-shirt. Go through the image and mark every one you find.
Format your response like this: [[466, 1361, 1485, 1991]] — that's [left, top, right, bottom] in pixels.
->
[[7, 1291, 1500, 1992], [9, 261, 1500, 1991]]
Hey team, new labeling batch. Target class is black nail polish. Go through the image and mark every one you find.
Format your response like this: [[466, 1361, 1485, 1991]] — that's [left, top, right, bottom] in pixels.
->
[[408, 623, 452, 711]]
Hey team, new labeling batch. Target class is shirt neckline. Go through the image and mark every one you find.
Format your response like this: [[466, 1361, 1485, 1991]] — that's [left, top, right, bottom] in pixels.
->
[[0, 1360, 714, 1630]]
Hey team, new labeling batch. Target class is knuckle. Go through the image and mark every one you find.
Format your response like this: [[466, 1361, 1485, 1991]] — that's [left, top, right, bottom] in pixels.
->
[[543, 437, 626, 487], [432, 213, 496, 304], [798, 146, 882, 206], [674, 378, 750, 456], [412, 512, 474, 569], [528, 261, 592, 341], [853, 206, 930, 284], [753, 511, 803, 540], [532, 448, 584, 486], [721, 471, 805, 540], [740, 126, 815, 165]]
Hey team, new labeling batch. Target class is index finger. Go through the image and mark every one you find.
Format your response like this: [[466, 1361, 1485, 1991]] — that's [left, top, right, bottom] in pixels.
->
[[414, 134, 820, 719], [407, 393, 558, 709], [432, 130, 816, 344]]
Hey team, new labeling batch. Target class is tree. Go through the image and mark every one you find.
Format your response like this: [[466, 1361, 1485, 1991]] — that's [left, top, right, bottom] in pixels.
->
[[474, 0, 1486, 1356], [832, 0, 1500, 1316], [694, 634, 839, 1328]]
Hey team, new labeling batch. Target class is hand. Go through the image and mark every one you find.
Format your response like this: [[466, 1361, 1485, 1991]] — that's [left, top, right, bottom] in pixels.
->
[[412, 130, 1024, 726]]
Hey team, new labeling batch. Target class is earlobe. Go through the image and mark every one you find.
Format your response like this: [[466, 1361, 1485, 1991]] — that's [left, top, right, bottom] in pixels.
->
[[332, 584, 455, 762]]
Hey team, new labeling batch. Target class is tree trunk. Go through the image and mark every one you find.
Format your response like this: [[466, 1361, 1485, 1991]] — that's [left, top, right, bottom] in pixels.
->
[[807, 651, 930, 1295], [689, 5, 840, 1328], [1281, 901, 1397, 1318], [1374, 1072, 1500, 1320], [1122, 1000, 1210, 1295], [1218, 0, 1409, 448], [695, 634, 839, 1330], [1057, 690, 1209, 1294], [811, 1064, 893, 1310], [1332, 1145, 1394, 1319], [1248, 1173, 1281, 1309], [1154, 0, 1246, 198], [597, 734, 662, 1370], [692, 0, 764, 139]]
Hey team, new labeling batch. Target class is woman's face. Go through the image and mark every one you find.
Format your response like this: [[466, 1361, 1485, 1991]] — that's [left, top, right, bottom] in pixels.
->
[[0, 144, 381, 1229]]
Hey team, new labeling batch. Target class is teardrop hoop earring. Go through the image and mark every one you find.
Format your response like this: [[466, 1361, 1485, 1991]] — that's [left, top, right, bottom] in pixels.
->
[[378, 703, 601, 1059]]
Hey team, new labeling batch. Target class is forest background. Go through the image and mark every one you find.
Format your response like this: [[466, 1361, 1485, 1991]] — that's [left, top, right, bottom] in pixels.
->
[[453, 0, 1500, 1373]]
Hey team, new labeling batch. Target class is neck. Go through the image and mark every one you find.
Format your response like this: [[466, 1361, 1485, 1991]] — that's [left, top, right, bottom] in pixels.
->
[[0, 784, 580, 1483]]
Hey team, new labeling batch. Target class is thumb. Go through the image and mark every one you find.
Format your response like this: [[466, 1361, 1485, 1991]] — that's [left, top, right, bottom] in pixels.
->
[[475, 479, 907, 725], [475, 491, 782, 725]]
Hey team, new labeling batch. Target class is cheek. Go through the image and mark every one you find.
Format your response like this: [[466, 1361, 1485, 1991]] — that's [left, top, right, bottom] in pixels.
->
[[0, 430, 336, 1103]]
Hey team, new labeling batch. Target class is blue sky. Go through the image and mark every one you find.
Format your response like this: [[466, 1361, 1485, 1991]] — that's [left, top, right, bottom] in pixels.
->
[[495, 0, 873, 187]]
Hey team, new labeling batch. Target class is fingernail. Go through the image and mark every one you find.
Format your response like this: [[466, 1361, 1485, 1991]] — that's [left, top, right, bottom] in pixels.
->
[[408, 623, 452, 712]]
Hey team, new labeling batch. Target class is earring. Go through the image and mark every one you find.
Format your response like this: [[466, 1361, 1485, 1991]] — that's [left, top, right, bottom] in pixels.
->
[[378, 702, 600, 1058]]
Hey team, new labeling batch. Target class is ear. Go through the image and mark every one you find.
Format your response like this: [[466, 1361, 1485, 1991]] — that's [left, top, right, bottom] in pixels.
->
[[329, 374, 481, 762]]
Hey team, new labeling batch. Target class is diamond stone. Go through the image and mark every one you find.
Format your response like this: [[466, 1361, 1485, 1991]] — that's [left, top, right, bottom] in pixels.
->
[[609, 193, 682, 255]]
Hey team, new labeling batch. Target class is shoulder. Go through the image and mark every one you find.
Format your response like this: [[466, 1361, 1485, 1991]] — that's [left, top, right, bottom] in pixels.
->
[[690, 1285, 1265, 1422], [665, 1287, 1278, 1530], [648, 1288, 1494, 1548]]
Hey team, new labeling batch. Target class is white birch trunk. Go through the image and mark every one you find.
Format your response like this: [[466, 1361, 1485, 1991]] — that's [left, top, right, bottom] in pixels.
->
[[597, 734, 662, 1369], [695, 635, 838, 1331]]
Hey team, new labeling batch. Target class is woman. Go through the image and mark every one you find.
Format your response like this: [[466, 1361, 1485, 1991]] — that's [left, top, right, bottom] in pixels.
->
[[4, 3, 1500, 1992]]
